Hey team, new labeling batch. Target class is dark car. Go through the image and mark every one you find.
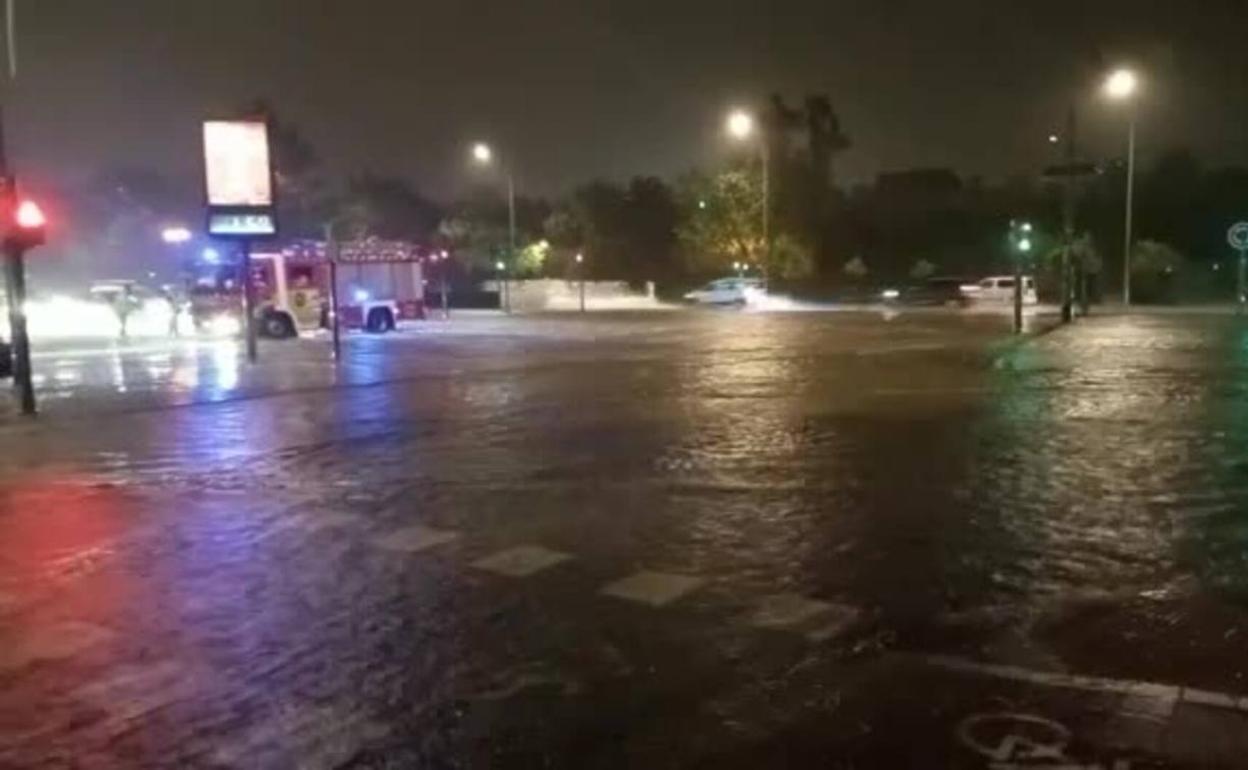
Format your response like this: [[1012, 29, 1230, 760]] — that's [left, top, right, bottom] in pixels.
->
[[882, 276, 974, 307]]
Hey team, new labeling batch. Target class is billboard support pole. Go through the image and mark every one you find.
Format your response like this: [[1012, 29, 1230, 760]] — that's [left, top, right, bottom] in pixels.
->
[[326, 231, 342, 361], [241, 239, 257, 363]]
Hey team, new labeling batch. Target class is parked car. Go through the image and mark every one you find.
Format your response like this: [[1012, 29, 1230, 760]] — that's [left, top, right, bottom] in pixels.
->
[[881, 276, 975, 307], [970, 275, 1038, 305], [684, 276, 766, 305]]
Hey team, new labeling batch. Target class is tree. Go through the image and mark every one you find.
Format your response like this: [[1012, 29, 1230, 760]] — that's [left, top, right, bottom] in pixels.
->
[[1131, 240, 1186, 303], [237, 99, 331, 237], [843, 256, 868, 281], [515, 239, 550, 277], [769, 235, 815, 281], [676, 168, 763, 275], [335, 174, 441, 241], [545, 177, 678, 283], [909, 259, 937, 280]]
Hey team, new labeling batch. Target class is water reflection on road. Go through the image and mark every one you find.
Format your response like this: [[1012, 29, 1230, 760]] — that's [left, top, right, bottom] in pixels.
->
[[3, 312, 1248, 765]]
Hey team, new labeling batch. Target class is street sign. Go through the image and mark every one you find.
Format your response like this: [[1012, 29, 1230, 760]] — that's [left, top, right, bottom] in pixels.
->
[[1228, 221, 1248, 251]]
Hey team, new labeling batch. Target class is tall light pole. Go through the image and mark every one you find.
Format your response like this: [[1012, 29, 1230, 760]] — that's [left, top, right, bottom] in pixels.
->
[[725, 109, 769, 277], [575, 252, 585, 313], [471, 141, 515, 313], [1104, 67, 1139, 307]]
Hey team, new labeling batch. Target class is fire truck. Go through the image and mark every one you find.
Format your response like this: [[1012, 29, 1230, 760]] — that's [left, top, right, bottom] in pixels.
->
[[189, 238, 427, 337]]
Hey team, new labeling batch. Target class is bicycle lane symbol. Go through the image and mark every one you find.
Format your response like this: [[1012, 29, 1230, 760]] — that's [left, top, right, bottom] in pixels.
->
[[957, 712, 1131, 769]]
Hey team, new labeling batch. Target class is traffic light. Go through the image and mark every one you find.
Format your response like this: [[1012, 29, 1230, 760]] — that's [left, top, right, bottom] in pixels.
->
[[6, 199, 46, 250]]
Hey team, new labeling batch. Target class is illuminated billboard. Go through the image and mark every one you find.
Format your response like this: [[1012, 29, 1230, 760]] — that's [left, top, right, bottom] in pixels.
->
[[203, 119, 277, 238], [203, 120, 273, 207]]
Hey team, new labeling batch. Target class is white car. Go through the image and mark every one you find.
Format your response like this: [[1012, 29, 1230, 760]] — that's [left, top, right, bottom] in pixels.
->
[[684, 277, 765, 305], [969, 275, 1038, 305]]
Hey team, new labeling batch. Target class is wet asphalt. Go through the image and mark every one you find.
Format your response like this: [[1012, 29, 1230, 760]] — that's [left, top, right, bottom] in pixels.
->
[[2, 308, 1248, 768]]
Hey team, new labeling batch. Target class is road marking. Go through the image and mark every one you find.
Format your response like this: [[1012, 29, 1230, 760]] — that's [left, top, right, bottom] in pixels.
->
[[805, 605, 861, 642], [957, 712, 1071, 763], [471, 545, 572, 577], [918, 653, 1248, 718], [369, 524, 459, 553], [956, 711, 1134, 769], [600, 571, 706, 607], [749, 594, 831, 628]]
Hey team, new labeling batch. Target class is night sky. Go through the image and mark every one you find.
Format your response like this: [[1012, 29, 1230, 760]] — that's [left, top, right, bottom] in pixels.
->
[[10, 0, 1248, 200]]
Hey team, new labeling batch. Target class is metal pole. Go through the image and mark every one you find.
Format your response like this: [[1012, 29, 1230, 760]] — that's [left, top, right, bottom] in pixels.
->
[[1122, 113, 1136, 307], [1013, 264, 1023, 334], [4, 247, 33, 414], [241, 240, 257, 363], [440, 272, 449, 319], [0, 79, 33, 414], [1060, 105, 1077, 323], [505, 171, 515, 315], [1238, 249, 1246, 314], [761, 141, 770, 279], [579, 263, 585, 313], [329, 259, 341, 362]]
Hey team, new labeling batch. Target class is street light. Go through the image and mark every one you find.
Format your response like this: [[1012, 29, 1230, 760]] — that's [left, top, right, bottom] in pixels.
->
[[574, 252, 585, 312], [726, 109, 755, 140], [725, 108, 770, 277], [161, 225, 192, 244], [471, 141, 516, 313], [1104, 67, 1140, 307], [1009, 220, 1034, 334]]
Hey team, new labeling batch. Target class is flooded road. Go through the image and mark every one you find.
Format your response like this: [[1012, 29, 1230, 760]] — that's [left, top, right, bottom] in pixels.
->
[[2, 310, 1247, 767]]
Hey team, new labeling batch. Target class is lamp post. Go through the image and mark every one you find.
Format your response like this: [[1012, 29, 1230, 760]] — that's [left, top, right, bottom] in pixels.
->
[[436, 249, 450, 319], [1010, 220, 1033, 334], [575, 252, 585, 313], [726, 109, 769, 277], [471, 142, 515, 313], [1104, 67, 1139, 307], [495, 259, 508, 313]]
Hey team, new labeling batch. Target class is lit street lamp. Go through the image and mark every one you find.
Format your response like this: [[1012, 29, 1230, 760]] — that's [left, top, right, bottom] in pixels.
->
[[725, 108, 770, 277], [1104, 67, 1140, 307], [161, 225, 192, 244], [1010, 220, 1033, 334], [494, 258, 509, 312], [471, 141, 515, 313], [575, 252, 585, 313], [431, 249, 451, 319]]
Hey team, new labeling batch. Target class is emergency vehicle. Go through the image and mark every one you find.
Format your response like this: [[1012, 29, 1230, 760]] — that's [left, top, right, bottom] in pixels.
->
[[188, 238, 427, 337]]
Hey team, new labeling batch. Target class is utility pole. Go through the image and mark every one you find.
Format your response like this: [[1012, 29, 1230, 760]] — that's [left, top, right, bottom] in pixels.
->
[[324, 224, 342, 360], [1060, 105, 1077, 323], [0, 2, 36, 415], [761, 141, 770, 279], [1009, 220, 1032, 335], [240, 240, 257, 363], [505, 172, 515, 314], [1122, 112, 1137, 307]]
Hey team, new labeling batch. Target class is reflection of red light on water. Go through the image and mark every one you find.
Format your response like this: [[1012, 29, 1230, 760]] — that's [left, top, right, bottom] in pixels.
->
[[0, 475, 140, 619], [0, 477, 129, 566]]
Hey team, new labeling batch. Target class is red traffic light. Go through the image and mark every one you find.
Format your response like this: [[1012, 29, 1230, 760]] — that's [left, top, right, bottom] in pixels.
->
[[5, 199, 47, 250], [15, 200, 45, 229]]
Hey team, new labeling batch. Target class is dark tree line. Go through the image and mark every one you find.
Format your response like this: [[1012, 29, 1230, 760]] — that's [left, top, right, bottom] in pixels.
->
[[55, 99, 1248, 303]]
